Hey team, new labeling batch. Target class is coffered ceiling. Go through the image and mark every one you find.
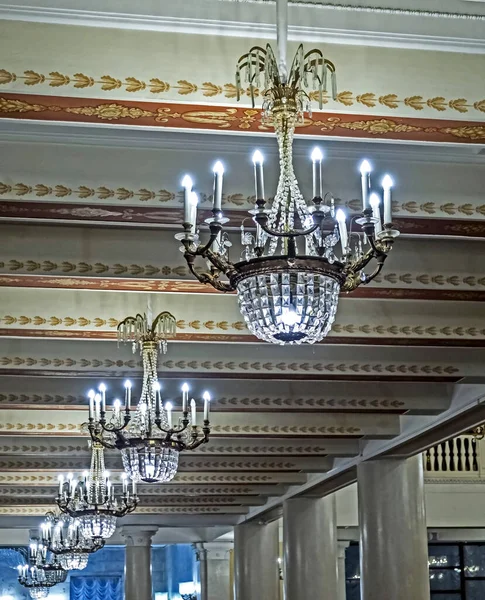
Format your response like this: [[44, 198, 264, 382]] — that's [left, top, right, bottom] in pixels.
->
[[0, 0, 484, 534]]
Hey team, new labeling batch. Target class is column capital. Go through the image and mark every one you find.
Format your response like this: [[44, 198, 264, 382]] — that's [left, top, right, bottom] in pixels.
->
[[337, 541, 350, 559], [120, 525, 158, 547], [198, 541, 233, 560]]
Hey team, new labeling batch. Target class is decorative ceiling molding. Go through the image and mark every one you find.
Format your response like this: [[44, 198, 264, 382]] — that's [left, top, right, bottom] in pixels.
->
[[1, 0, 485, 54], [2, 94, 485, 143]]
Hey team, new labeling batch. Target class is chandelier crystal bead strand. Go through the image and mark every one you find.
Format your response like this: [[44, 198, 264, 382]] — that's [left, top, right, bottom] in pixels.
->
[[87, 308, 212, 483], [176, 0, 399, 345]]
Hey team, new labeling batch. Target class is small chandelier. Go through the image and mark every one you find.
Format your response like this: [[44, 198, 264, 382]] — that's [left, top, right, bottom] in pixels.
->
[[40, 512, 105, 571], [17, 564, 55, 599], [176, 0, 399, 345], [26, 542, 67, 586], [87, 309, 212, 483], [56, 442, 138, 540]]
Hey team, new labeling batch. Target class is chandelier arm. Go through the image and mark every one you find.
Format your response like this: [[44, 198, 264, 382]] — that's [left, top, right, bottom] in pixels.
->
[[254, 210, 324, 238]]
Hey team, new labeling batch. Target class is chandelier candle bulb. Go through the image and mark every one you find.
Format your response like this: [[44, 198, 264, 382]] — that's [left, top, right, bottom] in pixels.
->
[[369, 193, 382, 234], [58, 475, 64, 496], [153, 382, 162, 417], [212, 161, 224, 212], [99, 384, 106, 416], [182, 383, 189, 414], [190, 399, 197, 426], [360, 160, 372, 211], [311, 147, 323, 199], [121, 474, 128, 496], [189, 192, 199, 229], [88, 390, 95, 421], [165, 402, 173, 428], [94, 394, 101, 422], [382, 175, 394, 225], [336, 209, 348, 254], [124, 380, 132, 411], [182, 175, 194, 224], [203, 392, 211, 421], [252, 150, 265, 201]]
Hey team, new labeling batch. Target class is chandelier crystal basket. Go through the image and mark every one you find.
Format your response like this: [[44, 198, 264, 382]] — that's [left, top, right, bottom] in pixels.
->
[[176, 0, 399, 345], [40, 512, 105, 571], [87, 309, 212, 483], [55, 442, 138, 540]]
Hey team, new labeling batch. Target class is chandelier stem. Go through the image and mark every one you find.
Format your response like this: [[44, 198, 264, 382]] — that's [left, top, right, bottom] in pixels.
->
[[276, 0, 288, 82]]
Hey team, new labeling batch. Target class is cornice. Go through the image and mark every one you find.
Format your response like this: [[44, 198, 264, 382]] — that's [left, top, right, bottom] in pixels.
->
[[1, 0, 485, 53]]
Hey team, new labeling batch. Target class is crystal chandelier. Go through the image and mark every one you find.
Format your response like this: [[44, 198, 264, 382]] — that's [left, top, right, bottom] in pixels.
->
[[176, 0, 399, 345], [56, 442, 138, 540], [87, 309, 212, 483], [17, 564, 55, 599], [27, 542, 67, 586], [40, 512, 105, 571]]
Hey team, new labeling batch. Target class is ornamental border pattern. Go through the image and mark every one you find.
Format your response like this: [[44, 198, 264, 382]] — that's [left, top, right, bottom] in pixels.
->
[[1, 68, 485, 116], [1, 94, 485, 142], [1, 313, 485, 340], [2, 181, 485, 217]]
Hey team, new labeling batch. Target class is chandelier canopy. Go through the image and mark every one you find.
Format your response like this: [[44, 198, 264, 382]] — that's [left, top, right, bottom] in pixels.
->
[[87, 309, 212, 483], [56, 442, 138, 540], [176, 0, 399, 345], [40, 512, 105, 571]]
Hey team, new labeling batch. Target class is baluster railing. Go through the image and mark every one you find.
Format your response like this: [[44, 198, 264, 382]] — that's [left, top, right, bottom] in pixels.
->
[[423, 435, 480, 479]]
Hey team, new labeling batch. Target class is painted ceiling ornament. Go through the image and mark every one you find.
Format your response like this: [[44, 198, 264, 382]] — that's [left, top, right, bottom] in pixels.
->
[[86, 301, 212, 483], [176, 0, 399, 345]]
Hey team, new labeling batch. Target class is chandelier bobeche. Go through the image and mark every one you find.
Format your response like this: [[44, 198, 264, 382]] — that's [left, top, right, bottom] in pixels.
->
[[87, 310, 212, 483], [176, 2, 399, 345], [56, 442, 138, 540]]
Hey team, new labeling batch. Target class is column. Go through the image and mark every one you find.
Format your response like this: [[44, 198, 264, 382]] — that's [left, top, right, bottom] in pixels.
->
[[196, 542, 233, 600], [283, 496, 338, 600], [337, 541, 350, 600], [121, 525, 158, 600], [234, 521, 279, 600], [358, 456, 430, 600], [194, 543, 208, 600]]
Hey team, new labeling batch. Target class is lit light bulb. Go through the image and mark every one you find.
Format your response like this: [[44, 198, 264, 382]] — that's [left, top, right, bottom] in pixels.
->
[[213, 160, 224, 175], [335, 208, 346, 223], [165, 401, 173, 411], [252, 150, 264, 165], [369, 193, 380, 209], [98, 383, 106, 393], [203, 391, 211, 402], [153, 382, 161, 392], [281, 307, 300, 327], [382, 174, 394, 189], [88, 389, 95, 399], [124, 379, 132, 389], [113, 398, 121, 410], [360, 159, 372, 175], [190, 191, 199, 206], [182, 383, 189, 392], [311, 147, 323, 162], [181, 174, 193, 190]]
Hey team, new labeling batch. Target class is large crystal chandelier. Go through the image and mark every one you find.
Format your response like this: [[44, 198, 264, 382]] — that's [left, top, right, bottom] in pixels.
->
[[56, 442, 138, 540], [87, 309, 212, 483], [18, 543, 67, 599], [17, 564, 55, 599], [40, 512, 105, 571], [176, 0, 399, 345]]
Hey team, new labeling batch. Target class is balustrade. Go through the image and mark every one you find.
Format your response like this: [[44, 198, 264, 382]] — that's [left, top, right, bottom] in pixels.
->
[[423, 434, 484, 479]]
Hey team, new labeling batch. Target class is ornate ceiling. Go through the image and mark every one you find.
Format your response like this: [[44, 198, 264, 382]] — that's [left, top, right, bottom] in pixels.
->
[[0, 0, 484, 534]]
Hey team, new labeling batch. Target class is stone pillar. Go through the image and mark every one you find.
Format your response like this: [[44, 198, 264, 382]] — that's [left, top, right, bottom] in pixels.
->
[[337, 541, 350, 600], [121, 525, 158, 600], [283, 496, 338, 600], [196, 542, 233, 600], [194, 543, 208, 600], [234, 521, 279, 600], [358, 456, 430, 600]]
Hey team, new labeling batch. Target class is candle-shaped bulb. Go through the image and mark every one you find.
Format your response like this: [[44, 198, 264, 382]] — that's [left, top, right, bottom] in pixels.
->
[[124, 379, 132, 390], [124, 379, 132, 411], [311, 147, 323, 162], [182, 382, 189, 414], [88, 389, 95, 399], [203, 391, 211, 421], [382, 174, 394, 226], [153, 382, 161, 392], [165, 401, 173, 428], [370, 192, 382, 234], [252, 150, 264, 165], [88, 388, 96, 420], [360, 159, 372, 175], [311, 147, 323, 200], [213, 161, 224, 175], [113, 398, 121, 412], [212, 161, 224, 212], [98, 383, 106, 393], [190, 398, 197, 426], [189, 191, 199, 228], [360, 159, 372, 212], [182, 174, 193, 190], [182, 383, 189, 393], [336, 209, 348, 255], [67, 472, 73, 481]]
